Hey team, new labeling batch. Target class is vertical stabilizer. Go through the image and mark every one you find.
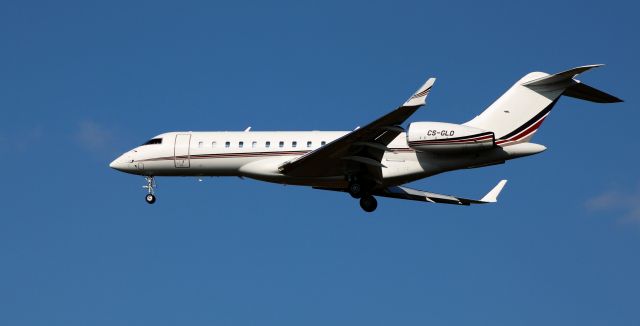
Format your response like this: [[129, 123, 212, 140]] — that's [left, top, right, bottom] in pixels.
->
[[464, 65, 621, 146]]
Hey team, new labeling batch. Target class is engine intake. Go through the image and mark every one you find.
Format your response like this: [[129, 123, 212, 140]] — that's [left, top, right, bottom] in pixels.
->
[[407, 122, 494, 152]]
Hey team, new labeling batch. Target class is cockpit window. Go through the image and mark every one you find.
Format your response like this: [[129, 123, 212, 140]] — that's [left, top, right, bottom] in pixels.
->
[[142, 138, 162, 145]]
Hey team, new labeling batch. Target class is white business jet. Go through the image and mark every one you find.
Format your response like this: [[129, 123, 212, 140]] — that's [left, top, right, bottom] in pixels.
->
[[110, 65, 621, 212]]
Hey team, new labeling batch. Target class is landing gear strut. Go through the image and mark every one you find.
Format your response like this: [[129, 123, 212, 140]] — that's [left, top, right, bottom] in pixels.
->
[[347, 174, 369, 199], [346, 175, 376, 211], [348, 182, 364, 198], [359, 195, 377, 212], [143, 176, 156, 204]]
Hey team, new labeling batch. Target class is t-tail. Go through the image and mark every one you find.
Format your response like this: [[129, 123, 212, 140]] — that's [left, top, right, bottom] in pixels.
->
[[464, 64, 622, 146]]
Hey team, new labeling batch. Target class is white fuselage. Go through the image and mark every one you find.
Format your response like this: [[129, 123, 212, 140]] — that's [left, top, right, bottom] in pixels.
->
[[108, 65, 620, 210], [110, 130, 545, 188]]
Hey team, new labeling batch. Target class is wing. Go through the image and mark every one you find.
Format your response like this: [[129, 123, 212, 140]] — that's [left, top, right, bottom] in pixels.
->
[[279, 77, 436, 181], [315, 180, 508, 205], [378, 180, 508, 205]]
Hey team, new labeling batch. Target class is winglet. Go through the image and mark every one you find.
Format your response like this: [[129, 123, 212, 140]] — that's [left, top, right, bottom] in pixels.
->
[[480, 180, 508, 203], [403, 77, 436, 107]]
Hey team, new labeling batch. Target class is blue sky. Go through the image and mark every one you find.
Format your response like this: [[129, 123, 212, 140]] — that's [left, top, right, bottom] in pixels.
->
[[1, 1, 639, 325]]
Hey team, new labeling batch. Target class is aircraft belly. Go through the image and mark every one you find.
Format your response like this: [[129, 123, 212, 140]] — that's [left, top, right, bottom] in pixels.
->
[[381, 151, 424, 179]]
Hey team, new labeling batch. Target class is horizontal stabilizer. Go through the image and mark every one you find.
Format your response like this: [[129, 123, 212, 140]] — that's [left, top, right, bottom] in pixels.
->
[[520, 64, 622, 103], [522, 64, 603, 88], [563, 82, 623, 103]]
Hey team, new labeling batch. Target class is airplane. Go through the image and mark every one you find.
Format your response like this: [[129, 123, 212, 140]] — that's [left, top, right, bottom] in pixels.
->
[[109, 64, 622, 212]]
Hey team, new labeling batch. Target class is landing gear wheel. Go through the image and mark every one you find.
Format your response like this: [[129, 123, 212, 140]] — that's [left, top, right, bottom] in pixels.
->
[[359, 195, 377, 212], [145, 194, 156, 204], [348, 182, 363, 198]]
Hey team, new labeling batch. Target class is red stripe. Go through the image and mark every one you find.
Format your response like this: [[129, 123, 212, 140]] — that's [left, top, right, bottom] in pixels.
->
[[138, 147, 419, 163], [410, 134, 494, 145], [414, 136, 493, 144], [496, 115, 547, 145]]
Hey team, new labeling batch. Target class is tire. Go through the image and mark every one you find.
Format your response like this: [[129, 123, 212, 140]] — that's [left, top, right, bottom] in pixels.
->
[[359, 195, 377, 212], [145, 194, 156, 204], [348, 183, 363, 198]]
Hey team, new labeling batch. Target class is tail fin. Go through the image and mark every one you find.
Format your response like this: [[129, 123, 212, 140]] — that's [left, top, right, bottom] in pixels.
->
[[464, 64, 622, 146]]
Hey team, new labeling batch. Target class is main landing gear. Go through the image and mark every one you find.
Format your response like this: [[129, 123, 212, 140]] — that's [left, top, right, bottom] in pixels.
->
[[347, 175, 371, 199], [348, 182, 364, 198], [359, 195, 377, 212], [143, 176, 156, 204], [346, 175, 377, 212]]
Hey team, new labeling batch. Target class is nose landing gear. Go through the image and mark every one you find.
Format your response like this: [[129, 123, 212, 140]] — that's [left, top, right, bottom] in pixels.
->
[[145, 193, 156, 204], [143, 176, 156, 204]]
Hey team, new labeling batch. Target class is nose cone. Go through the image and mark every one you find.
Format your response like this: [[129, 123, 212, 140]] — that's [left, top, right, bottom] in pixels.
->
[[109, 153, 134, 172], [109, 158, 123, 170]]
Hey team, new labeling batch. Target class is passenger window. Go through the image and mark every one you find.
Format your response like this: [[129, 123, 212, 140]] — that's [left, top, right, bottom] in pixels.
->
[[307, 141, 312, 148], [239, 141, 244, 148], [266, 141, 271, 148], [292, 141, 297, 148], [198, 141, 203, 148], [212, 141, 217, 148], [225, 141, 230, 148], [279, 141, 284, 148], [252, 141, 257, 148], [321, 141, 326, 146]]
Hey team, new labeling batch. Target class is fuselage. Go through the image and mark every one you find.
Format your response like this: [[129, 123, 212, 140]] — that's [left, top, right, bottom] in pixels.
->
[[110, 130, 545, 188]]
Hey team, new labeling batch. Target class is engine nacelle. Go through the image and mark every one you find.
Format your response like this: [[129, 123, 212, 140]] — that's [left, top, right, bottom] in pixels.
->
[[407, 122, 494, 152]]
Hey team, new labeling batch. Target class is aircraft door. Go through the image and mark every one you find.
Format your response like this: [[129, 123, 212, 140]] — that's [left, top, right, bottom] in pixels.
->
[[174, 134, 191, 168]]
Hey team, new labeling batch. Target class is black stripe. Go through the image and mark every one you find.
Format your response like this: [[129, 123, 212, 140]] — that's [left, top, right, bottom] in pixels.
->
[[410, 131, 494, 143], [498, 98, 559, 140], [140, 150, 311, 162], [409, 139, 489, 146]]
